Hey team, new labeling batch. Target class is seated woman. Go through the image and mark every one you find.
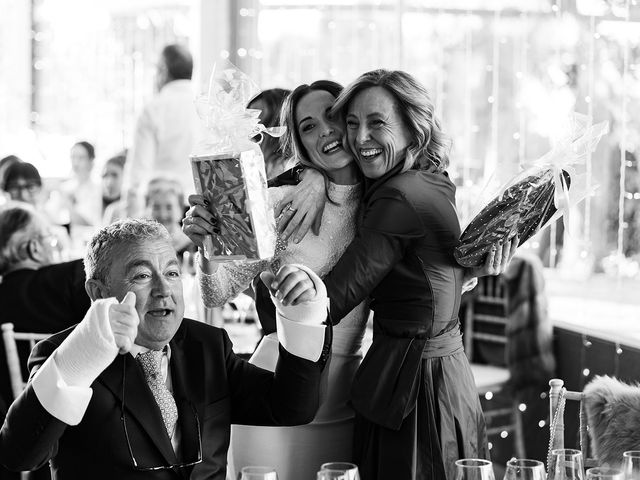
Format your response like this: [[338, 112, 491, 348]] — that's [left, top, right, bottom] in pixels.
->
[[61, 141, 102, 228], [2, 162, 71, 256], [0, 203, 89, 412], [183, 80, 367, 480], [145, 177, 193, 262]]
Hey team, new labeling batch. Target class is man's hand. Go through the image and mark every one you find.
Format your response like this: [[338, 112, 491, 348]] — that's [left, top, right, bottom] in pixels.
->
[[274, 169, 326, 243], [260, 265, 317, 306], [109, 292, 139, 355]]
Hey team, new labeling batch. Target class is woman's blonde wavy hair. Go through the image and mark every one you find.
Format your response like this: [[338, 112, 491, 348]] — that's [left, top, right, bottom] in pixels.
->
[[330, 69, 451, 173]]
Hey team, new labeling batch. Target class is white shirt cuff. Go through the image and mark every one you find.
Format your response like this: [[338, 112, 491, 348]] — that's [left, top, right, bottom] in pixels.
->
[[276, 315, 326, 362], [31, 353, 93, 426]]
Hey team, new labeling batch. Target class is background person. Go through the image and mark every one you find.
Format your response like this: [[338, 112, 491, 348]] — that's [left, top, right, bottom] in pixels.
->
[[0, 203, 89, 420], [123, 44, 201, 217], [248, 88, 292, 179], [145, 177, 193, 262], [61, 141, 102, 228], [100, 151, 127, 225], [0, 156, 22, 206]]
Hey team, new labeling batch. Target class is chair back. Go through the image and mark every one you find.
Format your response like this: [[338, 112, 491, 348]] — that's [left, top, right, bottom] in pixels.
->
[[464, 275, 509, 364], [548, 378, 597, 469], [1, 323, 49, 399]]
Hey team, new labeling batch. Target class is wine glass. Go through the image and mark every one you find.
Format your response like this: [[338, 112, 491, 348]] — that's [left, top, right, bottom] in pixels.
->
[[623, 451, 640, 479], [585, 468, 623, 480], [239, 466, 278, 480], [455, 459, 496, 480], [320, 462, 361, 480], [548, 449, 585, 480], [317, 470, 347, 480], [503, 459, 546, 480]]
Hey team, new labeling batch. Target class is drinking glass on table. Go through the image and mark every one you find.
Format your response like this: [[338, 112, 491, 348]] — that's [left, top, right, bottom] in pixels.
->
[[585, 468, 623, 480], [548, 449, 584, 480], [623, 451, 640, 479], [503, 459, 546, 480], [239, 466, 278, 480], [317, 470, 347, 480], [320, 462, 360, 480], [455, 459, 496, 480]]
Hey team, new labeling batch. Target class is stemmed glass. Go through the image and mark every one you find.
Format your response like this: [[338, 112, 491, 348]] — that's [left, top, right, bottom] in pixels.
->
[[623, 451, 640, 479], [320, 462, 361, 480], [317, 471, 347, 480], [239, 466, 278, 480], [455, 459, 496, 480], [585, 468, 623, 480], [548, 449, 585, 480], [503, 459, 546, 480]]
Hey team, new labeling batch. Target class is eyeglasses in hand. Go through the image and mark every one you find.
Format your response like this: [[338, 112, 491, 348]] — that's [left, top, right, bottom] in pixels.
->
[[120, 355, 202, 471]]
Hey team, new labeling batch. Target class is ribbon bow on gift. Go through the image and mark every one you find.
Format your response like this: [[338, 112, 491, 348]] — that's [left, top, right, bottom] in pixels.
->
[[194, 62, 286, 154], [501, 112, 609, 235]]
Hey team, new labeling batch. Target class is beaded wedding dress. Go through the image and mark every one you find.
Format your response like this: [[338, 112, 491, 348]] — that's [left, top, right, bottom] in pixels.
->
[[198, 183, 369, 480]]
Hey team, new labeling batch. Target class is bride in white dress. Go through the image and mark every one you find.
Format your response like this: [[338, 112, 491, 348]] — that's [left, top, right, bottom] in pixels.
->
[[182, 80, 369, 480]]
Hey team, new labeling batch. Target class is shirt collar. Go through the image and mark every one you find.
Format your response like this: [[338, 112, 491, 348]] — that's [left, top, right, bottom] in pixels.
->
[[129, 343, 172, 360]]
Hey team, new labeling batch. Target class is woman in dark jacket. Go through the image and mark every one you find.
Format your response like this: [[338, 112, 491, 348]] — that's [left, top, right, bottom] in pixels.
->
[[269, 69, 516, 480]]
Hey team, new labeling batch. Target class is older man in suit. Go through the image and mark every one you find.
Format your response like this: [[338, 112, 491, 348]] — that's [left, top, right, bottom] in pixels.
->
[[0, 218, 330, 479]]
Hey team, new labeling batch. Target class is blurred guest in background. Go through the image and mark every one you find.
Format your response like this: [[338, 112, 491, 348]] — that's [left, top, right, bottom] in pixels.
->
[[0, 203, 89, 417], [124, 44, 200, 217], [248, 88, 292, 179], [145, 177, 193, 262], [61, 141, 102, 228], [101, 151, 127, 225], [3, 162, 72, 258], [0, 155, 22, 206], [2, 162, 43, 207]]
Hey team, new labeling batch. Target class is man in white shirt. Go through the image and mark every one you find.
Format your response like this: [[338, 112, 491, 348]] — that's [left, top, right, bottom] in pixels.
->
[[124, 44, 201, 216], [0, 218, 331, 480]]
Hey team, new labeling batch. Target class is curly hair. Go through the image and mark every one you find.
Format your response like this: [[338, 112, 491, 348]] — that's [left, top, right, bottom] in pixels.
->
[[84, 218, 171, 283], [330, 69, 451, 173]]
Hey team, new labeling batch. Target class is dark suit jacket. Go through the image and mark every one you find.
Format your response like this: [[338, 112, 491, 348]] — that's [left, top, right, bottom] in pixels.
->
[[0, 259, 90, 410], [0, 318, 330, 480]]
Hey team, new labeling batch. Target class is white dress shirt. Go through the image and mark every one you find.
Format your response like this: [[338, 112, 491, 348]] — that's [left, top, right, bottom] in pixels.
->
[[124, 79, 202, 200]]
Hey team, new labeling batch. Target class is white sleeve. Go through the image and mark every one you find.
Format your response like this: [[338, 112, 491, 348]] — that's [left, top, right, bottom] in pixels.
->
[[273, 264, 328, 362], [31, 298, 120, 425]]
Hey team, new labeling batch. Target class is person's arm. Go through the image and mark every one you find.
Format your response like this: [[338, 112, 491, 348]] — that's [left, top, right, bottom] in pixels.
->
[[321, 188, 423, 322], [270, 168, 327, 243], [227, 265, 331, 426], [197, 253, 269, 307], [267, 164, 306, 188]]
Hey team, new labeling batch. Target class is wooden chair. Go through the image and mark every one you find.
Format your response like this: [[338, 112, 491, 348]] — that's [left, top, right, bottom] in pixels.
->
[[2, 323, 51, 480], [1, 322, 49, 399], [548, 378, 597, 469], [464, 275, 526, 458]]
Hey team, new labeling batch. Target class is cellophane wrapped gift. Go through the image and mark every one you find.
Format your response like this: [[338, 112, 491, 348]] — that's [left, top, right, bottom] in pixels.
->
[[454, 113, 609, 268], [190, 61, 281, 261]]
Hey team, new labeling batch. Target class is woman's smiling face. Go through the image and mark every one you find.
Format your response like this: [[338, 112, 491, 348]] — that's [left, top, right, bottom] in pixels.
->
[[296, 89, 353, 175], [345, 86, 411, 179]]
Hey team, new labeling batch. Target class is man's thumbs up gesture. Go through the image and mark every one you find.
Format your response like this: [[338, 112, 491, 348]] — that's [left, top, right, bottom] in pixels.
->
[[109, 291, 139, 355]]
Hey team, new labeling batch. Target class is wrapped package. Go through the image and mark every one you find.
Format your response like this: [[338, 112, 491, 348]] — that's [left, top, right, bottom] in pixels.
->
[[454, 113, 609, 268], [190, 61, 283, 261]]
